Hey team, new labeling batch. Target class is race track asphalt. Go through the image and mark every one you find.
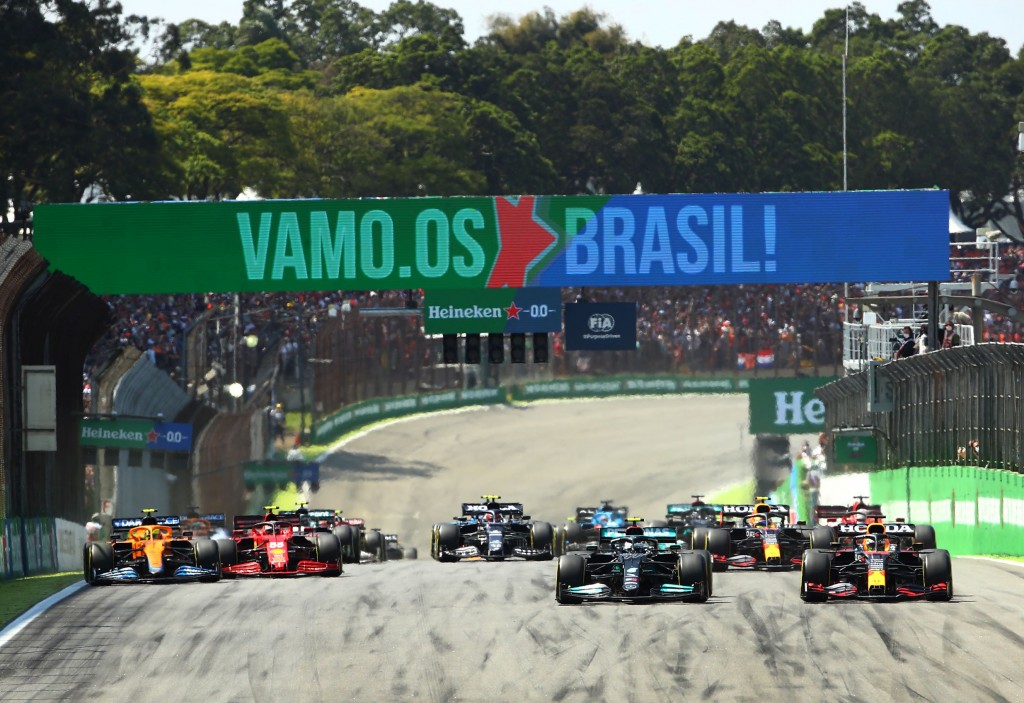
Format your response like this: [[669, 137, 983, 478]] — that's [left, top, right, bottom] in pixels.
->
[[1, 396, 1021, 702]]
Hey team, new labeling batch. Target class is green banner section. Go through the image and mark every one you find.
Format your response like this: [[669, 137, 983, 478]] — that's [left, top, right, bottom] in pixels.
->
[[80, 418, 153, 448], [868, 466, 1024, 556], [747, 376, 837, 434], [508, 376, 748, 401], [243, 461, 293, 485], [833, 432, 879, 464], [312, 387, 507, 445]]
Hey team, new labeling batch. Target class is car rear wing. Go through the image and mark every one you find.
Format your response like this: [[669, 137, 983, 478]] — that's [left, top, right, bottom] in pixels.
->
[[461, 502, 524, 516], [666, 503, 723, 514], [720, 504, 790, 519], [834, 523, 916, 538], [384, 534, 399, 543], [599, 526, 679, 543], [815, 504, 884, 524], [112, 515, 181, 530], [232, 513, 301, 535]]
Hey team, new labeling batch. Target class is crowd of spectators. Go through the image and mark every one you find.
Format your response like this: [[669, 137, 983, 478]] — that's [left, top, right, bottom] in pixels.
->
[[81, 241, 1024, 407]]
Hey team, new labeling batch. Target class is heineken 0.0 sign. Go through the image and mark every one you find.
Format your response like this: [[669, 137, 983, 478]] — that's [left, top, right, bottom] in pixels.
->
[[423, 288, 561, 334], [748, 377, 837, 434], [80, 418, 193, 451]]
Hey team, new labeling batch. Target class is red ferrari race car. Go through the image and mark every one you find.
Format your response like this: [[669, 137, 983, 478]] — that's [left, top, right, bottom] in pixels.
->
[[217, 507, 342, 577]]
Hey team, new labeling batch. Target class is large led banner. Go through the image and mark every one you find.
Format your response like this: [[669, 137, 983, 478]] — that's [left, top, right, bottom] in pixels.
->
[[34, 191, 949, 294]]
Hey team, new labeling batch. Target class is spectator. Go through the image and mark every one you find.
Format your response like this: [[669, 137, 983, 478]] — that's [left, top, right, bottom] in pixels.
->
[[896, 326, 917, 359], [271, 403, 286, 446]]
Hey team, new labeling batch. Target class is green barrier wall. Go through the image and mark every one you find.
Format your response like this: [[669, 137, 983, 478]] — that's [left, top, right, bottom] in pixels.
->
[[868, 466, 1024, 556], [312, 375, 749, 446]]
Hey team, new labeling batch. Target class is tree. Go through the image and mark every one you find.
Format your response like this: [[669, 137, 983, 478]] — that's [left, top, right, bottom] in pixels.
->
[[0, 0, 165, 221]]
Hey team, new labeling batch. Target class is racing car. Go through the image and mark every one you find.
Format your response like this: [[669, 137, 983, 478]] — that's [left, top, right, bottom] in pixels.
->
[[691, 501, 833, 571], [285, 504, 387, 563], [432, 496, 555, 561], [555, 522, 712, 604], [815, 498, 938, 550], [800, 522, 952, 602], [83, 509, 221, 585], [218, 506, 342, 576], [665, 495, 724, 544], [382, 533, 418, 560], [558, 499, 629, 554], [814, 496, 885, 526]]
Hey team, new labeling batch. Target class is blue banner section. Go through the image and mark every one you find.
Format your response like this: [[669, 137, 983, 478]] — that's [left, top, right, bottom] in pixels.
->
[[294, 462, 320, 485], [148, 422, 193, 451], [503, 288, 562, 333], [534, 190, 949, 286], [564, 302, 637, 350]]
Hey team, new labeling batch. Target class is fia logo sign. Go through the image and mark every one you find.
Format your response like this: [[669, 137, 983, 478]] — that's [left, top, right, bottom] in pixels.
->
[[588, 313, 615, 333]]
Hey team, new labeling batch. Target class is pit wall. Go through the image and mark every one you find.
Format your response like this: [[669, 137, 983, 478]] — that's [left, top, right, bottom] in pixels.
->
[[817, 467, 1024, 557]]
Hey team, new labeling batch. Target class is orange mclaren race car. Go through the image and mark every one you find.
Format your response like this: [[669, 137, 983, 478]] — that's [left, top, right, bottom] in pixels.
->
[[83, 509, 221, 585]]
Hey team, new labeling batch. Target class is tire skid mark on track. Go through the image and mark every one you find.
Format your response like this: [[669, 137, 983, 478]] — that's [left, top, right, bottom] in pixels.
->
[[860, 607, 907, 662]]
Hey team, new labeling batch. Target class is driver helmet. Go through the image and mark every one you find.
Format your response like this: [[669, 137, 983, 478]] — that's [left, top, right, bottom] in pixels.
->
[[854, 508, 869, 524], [625, 525, 645, 536], [745, 514, 768, 527], [483, 511, 495, 522]]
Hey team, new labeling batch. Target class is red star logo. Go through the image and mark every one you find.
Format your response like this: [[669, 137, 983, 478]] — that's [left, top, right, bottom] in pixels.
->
[[487, 196, 556, 288], [505, 302, 522, 319], [147, 430, 159, 443]]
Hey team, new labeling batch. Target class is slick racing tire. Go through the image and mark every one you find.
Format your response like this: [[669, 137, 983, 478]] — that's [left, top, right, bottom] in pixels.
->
[[436, 523, 461, 562], [84, 542, 114, 585], [555, 555, 586, 605], [690, 527, 710, 550], [693, 549, 713, 597], [334, 525, 360, 564], [706, 529, 731, 571], [810, 526, 835, 549], [801, 549, 832, 603], [677, 552, 709, 602], [313, 533, 343, 576], [214, 538, 238, 572], [530, 521, 555, 559], [364, 530, 387, 562], [921, 549, 953, 601], [563, 522, 583, 547], [914, 524, 938, 551], [193, 538, 222, 581], [552, 526, 564, 557], [402, 547, 418, 560]]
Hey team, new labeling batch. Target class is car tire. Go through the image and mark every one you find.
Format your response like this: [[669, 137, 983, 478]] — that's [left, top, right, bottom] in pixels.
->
[[915, 524, 938, 551], [530, 521, 554, 559], [677, 552, 709, 602], [214, 538, 237, 571], [563, 521, 583, 546], [556, 554, 586, 604], [83, 542, 114, 585], [801, 549, 832, 602], [690, 527, 709, 550], [313, 533, 343, 576], [402, 547, 418, 560], [810, 526, 835, 549], [364, 530, 387, 562], [193, 538, 222, 581], [922, 549, 953, 601], [693, 549, 713, 597], [334, 525, 359, 564], [436, 523, 461, 561], [706, 529, 731, 571]]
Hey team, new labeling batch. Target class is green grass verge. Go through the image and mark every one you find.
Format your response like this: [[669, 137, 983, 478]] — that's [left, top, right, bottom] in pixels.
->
[[706, 480, 755, 505], [0, 572, 82, 630]]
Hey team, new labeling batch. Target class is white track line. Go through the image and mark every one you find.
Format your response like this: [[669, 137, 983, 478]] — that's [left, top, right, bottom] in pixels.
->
[[0, 580, 87, 649]]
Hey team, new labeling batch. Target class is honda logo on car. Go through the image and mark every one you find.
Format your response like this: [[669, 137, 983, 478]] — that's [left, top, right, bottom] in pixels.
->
[[836, 523, 915, 534]]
